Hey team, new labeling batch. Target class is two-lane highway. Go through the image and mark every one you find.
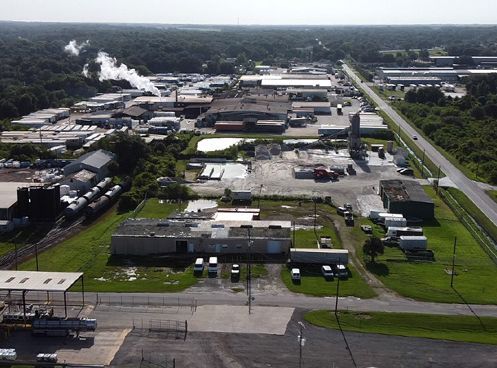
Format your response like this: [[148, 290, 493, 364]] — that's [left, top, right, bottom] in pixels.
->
[[344, 63, 497, 228]]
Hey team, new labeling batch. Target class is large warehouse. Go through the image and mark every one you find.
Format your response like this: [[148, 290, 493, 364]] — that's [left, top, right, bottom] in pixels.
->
[[379, 180, 435, 220], [111, 218, 292, 256], [200, 97, 290, 125]]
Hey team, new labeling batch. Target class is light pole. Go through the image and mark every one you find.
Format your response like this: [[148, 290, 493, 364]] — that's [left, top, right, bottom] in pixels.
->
[[335, 273, 341, 315], [297, 321, 306, 368], [451, 237, 457, 288], [241, 224, 253, 314]]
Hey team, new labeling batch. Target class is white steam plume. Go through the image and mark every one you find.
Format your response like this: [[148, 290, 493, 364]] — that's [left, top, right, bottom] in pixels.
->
[[64, 40, 90, 56], [82, 63, 90, 78], [95, 52, 161, 97]]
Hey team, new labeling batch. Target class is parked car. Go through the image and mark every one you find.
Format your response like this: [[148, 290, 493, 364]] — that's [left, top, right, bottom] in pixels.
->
[[334, 264, 348, 279], [321, 265, 334, 280], [344, 203, 353, 211], [231, 264, 240, 281], [399, 168, 414, 176], [361, 225, 373, 234], [193, 258, 204, 274], [291, 268, 301, 281]]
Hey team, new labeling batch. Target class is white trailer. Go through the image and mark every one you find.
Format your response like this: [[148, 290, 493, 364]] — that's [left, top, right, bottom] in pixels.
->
[[290, 249, 349, 265], [386, 227, 423, 238], [399, 236, 427, 251], [384, 217, 407, 228]]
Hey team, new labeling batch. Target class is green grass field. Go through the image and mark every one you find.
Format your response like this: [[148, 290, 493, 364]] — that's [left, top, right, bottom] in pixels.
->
[[361, 186, 497, 304], [281, 264, 376, 298], [255, 199, 375, 298], [134, 198, 186, 218], [305, 310, 497, 345], [20, 201, 197, 293]]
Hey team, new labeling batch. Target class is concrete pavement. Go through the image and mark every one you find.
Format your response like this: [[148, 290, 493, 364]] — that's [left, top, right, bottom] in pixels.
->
[[29, 290, 497, 318], [343, 63, 497, 228]]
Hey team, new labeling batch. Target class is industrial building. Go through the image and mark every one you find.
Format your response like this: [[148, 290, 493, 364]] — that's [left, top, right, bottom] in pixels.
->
[[239, 74, 332, 89], [63, 149, 116, 181], [111, 218, 292, 256], [200, 97, 290, 126], [379, 180, 435, 220], [0, 182, 31, 220], [377, 67, 497, 84]]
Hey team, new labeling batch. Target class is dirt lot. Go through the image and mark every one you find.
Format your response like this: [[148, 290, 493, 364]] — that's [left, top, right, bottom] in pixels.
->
[[189, 148, 408, 207]]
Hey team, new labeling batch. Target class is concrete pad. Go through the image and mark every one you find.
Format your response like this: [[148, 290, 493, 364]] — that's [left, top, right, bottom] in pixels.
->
[[56, 329, 131, 365], [188, 305, 294, 335]]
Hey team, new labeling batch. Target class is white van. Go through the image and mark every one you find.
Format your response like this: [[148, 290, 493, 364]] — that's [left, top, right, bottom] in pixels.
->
[[208, 257, 218, 275], [193, 258, 204, 273]]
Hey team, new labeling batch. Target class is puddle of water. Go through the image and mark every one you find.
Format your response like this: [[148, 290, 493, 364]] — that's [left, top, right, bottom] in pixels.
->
[[197, 138, 254, 152], [185, 199, 218, 212]]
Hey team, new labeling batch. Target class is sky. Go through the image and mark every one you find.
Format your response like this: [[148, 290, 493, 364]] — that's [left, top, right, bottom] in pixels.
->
[[1, 0, 497, 25]]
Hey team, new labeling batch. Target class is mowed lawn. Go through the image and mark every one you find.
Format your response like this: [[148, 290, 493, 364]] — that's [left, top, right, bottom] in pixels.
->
[[305, 310, 497, 345], [281, 264, 376, 299], [20, 200, 196, 293], [256, 199, 375, 298], [363, 186, 497, 304]]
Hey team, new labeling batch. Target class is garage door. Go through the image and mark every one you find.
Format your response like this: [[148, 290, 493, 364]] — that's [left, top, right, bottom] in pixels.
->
[[267, 241, 282, 254]]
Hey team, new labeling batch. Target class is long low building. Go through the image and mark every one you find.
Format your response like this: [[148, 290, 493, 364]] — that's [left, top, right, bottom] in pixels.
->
[[111, 218, 292, 256]]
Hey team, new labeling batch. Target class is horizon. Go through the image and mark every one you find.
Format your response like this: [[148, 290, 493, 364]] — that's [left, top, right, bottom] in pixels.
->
[[2, 0, 497, 25]]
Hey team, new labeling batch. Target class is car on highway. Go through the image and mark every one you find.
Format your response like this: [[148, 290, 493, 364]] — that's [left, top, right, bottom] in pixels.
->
[[291, 268, 301, 282], [412, 135, 418, 140]]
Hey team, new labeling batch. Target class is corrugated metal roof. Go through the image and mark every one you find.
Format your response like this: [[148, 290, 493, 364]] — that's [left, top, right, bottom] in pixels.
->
[[0, 271, 83, 292]]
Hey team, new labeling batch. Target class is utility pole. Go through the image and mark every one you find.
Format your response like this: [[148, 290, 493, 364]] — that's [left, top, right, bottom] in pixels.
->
[[313, 197, 317, 231], [451, 237, 457, 288], [421, 150, 426, 178], [35, 243, 39, 271], [436, 165, 441, 192], [241, 224, 253, 314], [335, 275, 340, 315]]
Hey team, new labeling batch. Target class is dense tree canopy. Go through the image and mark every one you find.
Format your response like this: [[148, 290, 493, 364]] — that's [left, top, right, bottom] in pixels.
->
[[3, 23, 497, 120], [398, 77, 497, 184]]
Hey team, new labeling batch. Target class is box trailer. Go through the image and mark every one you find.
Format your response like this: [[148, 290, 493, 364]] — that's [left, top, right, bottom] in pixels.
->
[[370, 211, 403, 221], [399, 236, 427, 251], [384, 217, 407, 228], [290, 249, 348, 265], [232, 190, 252, 201], [386, 227, 423, 238]]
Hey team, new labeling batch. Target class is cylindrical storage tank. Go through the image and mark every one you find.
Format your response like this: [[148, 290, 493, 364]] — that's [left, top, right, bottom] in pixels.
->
[[96, 177, 112, 191], [86, 196, 110, 217], [82, 187, 101, 203], [105, 185, 122, 200], [386, 140, 394, 153], [64, 197, 88, 217]]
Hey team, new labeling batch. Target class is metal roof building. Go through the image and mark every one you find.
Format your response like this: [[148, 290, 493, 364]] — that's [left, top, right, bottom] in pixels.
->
[[379, 180, 434, 220], [0, 270, 85, 319], [63, 149, 116, 181]]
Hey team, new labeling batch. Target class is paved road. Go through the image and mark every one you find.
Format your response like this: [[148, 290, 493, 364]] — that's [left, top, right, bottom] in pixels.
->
[[35, 290, 497, 317], [343, 63, 497, 227]]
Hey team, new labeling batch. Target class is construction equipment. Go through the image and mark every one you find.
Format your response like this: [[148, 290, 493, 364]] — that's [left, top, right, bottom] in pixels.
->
[[313, 166, 339, 180]]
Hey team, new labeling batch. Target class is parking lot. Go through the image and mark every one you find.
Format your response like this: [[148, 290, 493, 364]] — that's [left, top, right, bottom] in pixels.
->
[[110, 309, 497, 368]]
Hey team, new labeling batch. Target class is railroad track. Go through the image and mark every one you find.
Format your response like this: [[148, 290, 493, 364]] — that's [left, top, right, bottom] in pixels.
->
[[0, 216, 86, 269]]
